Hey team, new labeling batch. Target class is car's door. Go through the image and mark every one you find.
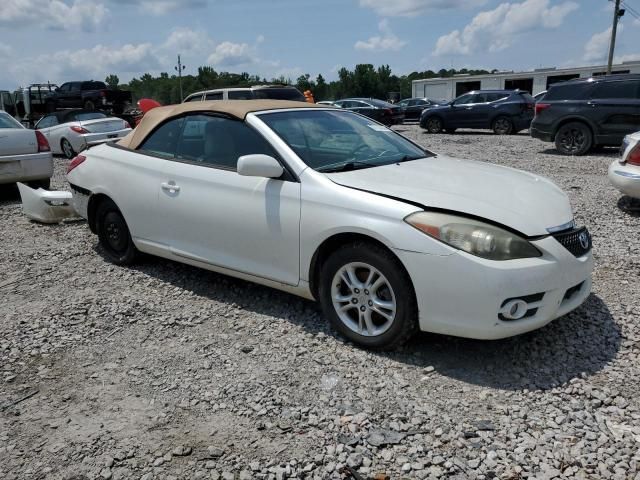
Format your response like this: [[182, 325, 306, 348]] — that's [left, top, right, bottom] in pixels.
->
[[466, 93, 497, 127], [448, 93, 477, 127], [158, 114, 301, 285], [406, 99, 428, 119], [55, 83, 72, 107], [588, 79, 640, 143]]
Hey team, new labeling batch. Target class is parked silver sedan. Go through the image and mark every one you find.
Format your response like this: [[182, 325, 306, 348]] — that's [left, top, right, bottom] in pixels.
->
[[35, 110, 131, 159], [0, 111, 52, 189]]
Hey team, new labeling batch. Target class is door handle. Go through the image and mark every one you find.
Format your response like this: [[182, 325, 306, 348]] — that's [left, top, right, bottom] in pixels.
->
[[161, 182, 180, 192]]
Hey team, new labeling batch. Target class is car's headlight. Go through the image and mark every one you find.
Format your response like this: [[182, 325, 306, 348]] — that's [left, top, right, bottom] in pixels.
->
[[405, 211, 541, 260]]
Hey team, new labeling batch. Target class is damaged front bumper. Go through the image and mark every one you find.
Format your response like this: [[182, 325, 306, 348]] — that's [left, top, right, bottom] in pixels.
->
[[17, 182, 78, 224]]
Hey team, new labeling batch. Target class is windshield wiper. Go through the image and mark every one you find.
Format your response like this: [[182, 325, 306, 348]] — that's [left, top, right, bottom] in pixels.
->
[[394, 155, 425, 164], [316, 160, 374, 173]]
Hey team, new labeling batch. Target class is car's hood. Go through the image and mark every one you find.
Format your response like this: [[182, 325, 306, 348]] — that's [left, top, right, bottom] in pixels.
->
[[325, 156, 573, 236]]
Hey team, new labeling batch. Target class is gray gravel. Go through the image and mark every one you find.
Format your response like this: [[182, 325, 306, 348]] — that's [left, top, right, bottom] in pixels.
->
[[1, 126, 639, 480]]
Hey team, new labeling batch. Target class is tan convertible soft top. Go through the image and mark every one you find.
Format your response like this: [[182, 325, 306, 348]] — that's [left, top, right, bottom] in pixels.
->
[[118, 100, 329, 150]]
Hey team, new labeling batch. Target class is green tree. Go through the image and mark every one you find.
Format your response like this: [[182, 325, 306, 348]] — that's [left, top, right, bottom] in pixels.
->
[[105, 74, 120, 88]]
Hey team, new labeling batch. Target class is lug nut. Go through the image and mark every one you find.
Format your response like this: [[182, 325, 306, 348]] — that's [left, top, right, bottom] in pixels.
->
[[368, 300, 373, 306], [352, 298, 358, 304], [364, 290, 369, 295], [354, 288, 360, 294], [360, 306, 366, 312]]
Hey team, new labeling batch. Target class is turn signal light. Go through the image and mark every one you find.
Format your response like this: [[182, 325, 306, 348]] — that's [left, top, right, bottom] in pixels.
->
[[628, 144, 640, 166], [35, 130, 50, 152], [535, 103, 550, 116], [67, 155, 86, 174]]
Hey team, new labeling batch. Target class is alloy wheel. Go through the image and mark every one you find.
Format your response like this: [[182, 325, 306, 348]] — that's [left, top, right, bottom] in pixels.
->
[[559, 128, 586, 154], [493, 117, 512, 135], [62, 139, 74, 159], [426, 117, 442, 133], [331, 262, 397, 337]]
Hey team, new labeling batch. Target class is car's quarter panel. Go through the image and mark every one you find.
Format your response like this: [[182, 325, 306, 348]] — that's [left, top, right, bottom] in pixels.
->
[[159, 162, 302, 286], [298, 170, 455, 285], [66, 144, 169, 248]]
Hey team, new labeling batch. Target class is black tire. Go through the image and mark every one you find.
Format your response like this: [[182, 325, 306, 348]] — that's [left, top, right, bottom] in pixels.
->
[[83, 100, 96, 111], [45, 101, 56, 113], [444, 128, 456, 134], [318, 242, 418, 350], [27, 178, 50, 190], [492, 116, 514, 135], [554, 122, 593, 155], [61, 138, 76, 159], [96, 199, 138, 265], [424, 116, 443, 134]]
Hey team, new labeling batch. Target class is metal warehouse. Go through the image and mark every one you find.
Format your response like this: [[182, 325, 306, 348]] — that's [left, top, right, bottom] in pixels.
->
[[411, 61, 640, 100]]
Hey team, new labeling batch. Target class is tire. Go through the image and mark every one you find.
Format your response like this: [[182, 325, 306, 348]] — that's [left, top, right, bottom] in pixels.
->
[[83, 100, 96, 111], [318, 242, 418, 350], [61, 138, 76, 159], [27, 178, 50, 190], [424, 116, 443, 134], [492, 116, 514, 135], [96, 199, 138, 265], [45, 101, 55, 113], [554, 122, 593, 156]]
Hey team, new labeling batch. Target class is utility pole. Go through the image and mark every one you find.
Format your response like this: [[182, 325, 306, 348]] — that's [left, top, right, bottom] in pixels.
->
[[175, 54, 186, 101], [607, 0, 625, 74]]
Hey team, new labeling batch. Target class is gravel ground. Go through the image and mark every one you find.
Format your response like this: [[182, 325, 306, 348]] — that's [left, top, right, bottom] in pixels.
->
[[1, 126, 639, 480]]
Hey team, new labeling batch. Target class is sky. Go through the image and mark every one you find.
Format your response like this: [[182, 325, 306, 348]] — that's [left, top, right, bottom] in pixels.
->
[[1, 0, 640, 88]]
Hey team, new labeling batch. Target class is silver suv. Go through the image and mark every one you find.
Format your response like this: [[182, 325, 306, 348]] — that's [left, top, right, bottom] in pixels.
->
[[183, 85, 305, 103]]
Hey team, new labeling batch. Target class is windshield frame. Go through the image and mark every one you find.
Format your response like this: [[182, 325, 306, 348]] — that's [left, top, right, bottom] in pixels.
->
[[255, 108, 435, 173]]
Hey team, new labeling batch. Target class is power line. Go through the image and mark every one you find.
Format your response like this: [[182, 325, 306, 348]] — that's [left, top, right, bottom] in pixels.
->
[[621, 1, 640, 19]]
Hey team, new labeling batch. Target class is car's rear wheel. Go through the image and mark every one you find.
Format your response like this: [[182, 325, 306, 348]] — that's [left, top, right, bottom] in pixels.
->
[[555, 122, 593, 156], [96, 199, 138, 265], [84, 100, 96, 111], [61, 139, 76, 159], [492, 116, 514, 135], [318, 242, 417, 349], [425, 117, 443, 134]]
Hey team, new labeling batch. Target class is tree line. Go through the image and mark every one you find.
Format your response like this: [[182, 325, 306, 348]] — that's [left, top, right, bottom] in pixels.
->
[[105, 65, 495, 105]]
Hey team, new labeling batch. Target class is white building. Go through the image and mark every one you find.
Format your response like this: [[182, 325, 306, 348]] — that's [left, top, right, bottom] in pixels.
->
[[411, 61, 640, 101]]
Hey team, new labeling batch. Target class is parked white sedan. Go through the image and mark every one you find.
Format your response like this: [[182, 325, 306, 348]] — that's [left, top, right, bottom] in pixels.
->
[[67, 100, 593, 348], [35, 110, 131, 159], [0, 111, 52, 189], [609, 131, 640, 199]]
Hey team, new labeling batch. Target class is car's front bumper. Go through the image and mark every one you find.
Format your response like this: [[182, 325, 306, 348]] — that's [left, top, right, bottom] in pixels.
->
[[0, 151, 53, 185], [608, 160, 640, 199], [394, 235, 593, 340]]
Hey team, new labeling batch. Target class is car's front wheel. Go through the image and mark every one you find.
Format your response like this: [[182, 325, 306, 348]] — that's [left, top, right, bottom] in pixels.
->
[[318, 242, 417, 349], [555, 122, 593, 155], [492, 116, 514, 135], [96, 199, 138, 265], [425, 116, 443, 134]]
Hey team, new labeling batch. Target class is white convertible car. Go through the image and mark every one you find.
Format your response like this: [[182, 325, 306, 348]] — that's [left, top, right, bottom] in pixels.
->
[[35, 110, 131, 159], [67, 100, 593, 348], [609, 131, 640, 200]]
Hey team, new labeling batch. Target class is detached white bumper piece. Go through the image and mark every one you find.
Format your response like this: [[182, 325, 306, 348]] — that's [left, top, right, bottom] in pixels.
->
[[17, 182, 77, 224]]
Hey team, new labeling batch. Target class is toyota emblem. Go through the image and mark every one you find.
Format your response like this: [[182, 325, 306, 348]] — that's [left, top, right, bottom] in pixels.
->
[[578, 231, 589, 250]]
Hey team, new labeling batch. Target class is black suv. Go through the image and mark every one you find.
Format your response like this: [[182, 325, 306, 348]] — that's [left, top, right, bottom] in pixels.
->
[[531, 74, 640, 155], [420, 90, 535, 134]]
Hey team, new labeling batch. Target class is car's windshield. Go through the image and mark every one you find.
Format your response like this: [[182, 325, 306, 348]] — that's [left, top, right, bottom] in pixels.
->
[[259, 109, 433, 172], [0, 112, 23, 129]]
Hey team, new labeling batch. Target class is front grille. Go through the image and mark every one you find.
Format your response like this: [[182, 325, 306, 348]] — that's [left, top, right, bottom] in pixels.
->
[[552, 227, 592, 257]]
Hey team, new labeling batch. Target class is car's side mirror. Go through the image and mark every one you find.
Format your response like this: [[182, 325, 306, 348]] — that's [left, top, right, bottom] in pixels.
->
[[237, 154, 284, 179]]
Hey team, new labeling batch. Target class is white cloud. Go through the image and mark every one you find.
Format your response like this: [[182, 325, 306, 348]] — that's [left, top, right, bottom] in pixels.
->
[[1, 0, 107, 31], [354, 19, 407, 52], [434, 0, 578, 56], [615, 52, 640, 62], [207, 42, 254, 67], [108, 0, 206, 15], [359, 0, 487, 17], [163, 27, 213, 53], [583, 26, 615, 62]]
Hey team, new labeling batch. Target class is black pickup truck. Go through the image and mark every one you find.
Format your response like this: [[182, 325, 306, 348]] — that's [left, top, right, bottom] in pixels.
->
[[45, 81, 132, 114]]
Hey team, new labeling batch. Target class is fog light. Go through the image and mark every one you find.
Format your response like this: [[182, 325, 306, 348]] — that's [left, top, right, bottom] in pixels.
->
[[501, 299, 528, 320]]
